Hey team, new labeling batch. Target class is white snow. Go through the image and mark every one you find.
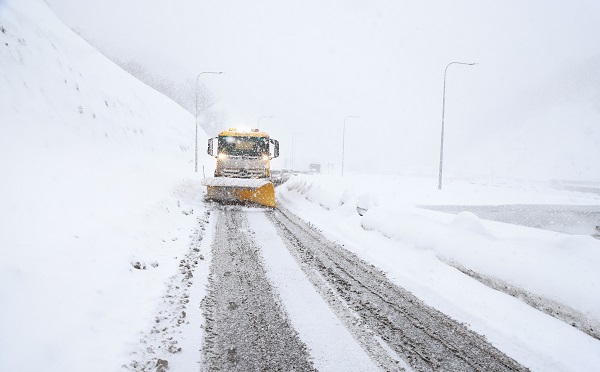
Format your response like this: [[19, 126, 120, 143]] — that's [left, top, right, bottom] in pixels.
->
[[278, 174, 600, 371], [3, 0, 600, 371], [127, 207, 215, 372]]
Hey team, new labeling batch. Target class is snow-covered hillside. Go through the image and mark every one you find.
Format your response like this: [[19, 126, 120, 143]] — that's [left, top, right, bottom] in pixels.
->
[[0, 0, 209, 370]]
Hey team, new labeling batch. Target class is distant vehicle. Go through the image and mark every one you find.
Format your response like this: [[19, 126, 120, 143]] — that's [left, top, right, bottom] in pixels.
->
[[309, 163, 321, 174], [201, 128, 280, 207], [270, 169, 292, 185], [270, 170, 283, 184]]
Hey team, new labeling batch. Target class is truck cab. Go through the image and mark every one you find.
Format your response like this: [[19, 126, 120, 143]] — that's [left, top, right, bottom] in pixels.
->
[[207, 128, 279, 178]]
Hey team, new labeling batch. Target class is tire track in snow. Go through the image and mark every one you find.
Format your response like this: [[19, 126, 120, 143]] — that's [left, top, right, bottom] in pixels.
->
[[201, 206, 315, 371], [269, 206, 527, 372], [246, 210, 382, 371]]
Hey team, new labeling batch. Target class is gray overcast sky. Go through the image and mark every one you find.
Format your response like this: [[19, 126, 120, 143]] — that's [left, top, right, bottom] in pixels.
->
[[46, 0, 600, 181]]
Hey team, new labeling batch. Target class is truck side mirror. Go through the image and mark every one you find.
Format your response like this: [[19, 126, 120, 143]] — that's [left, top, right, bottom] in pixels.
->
[[207, 138, 214, 156], [270, 139, 279, 158]]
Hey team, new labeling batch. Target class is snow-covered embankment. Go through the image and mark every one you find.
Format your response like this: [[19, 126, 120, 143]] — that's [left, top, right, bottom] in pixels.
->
[[0, 0, 208, 370]]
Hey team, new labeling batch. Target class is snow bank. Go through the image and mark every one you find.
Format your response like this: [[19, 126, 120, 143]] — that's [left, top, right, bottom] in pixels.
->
[[283, 174, 600, 207], [281, 176, 600, 325], [279, 174, 600, 371], [0, 0, 209, 370]]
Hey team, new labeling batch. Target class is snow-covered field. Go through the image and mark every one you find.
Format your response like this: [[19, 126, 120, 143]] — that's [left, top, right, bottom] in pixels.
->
[[2, 0, 600, 371]]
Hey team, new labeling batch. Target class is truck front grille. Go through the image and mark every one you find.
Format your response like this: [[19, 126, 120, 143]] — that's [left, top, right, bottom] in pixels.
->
[[221, 169, 266, 178]]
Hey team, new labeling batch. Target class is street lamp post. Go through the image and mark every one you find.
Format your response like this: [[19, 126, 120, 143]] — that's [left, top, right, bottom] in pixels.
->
[[257, 115, 274, 130], [438, 62, 476, 190], [342, 115, 360, 177], [195, 71, 223, 173], [292, 132, 303, 172]]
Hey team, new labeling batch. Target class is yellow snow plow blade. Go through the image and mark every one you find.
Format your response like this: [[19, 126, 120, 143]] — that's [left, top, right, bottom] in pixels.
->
[[202, 178, 276, 207]]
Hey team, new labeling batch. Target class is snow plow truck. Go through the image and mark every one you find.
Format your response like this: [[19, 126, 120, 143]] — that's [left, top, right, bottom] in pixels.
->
[[201, 128, 280, 207]]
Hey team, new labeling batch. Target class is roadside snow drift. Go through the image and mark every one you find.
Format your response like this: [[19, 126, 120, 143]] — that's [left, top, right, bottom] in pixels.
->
[[278, 174, 600, 371], [0, 0, 209, 371]]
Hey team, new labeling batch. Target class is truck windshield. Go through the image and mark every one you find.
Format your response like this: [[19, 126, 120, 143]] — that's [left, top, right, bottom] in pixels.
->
[[218, 136, 269, 156]]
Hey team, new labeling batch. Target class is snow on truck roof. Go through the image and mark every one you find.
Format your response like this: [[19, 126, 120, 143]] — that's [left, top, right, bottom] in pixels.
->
[[219, 128, 269, 137]]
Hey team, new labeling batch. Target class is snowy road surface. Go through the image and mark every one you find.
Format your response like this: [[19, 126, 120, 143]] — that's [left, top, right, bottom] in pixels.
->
[[134, 203, 526, 371], [267, 207, 524, 371], [202, 208, 315, 370]]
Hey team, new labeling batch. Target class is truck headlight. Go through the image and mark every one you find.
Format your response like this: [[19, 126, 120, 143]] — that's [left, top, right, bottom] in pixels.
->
[[218, 153, 227, 160], [262, 155, 269, 161]]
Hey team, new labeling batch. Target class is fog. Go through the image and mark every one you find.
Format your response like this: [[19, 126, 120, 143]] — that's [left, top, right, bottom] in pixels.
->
[[45, 0, 600, 181]]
